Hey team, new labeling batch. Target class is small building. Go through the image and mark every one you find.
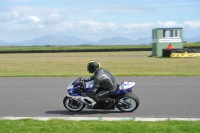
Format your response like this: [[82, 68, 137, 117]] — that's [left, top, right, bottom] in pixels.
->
[[152, 28, 183, 57]]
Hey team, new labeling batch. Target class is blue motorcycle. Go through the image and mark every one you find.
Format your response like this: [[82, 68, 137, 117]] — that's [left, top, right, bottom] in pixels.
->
[[63, 77, 139, 112]]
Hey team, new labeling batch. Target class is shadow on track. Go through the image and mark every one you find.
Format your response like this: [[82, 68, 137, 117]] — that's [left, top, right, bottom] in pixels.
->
[[45, 110, 123, 116]]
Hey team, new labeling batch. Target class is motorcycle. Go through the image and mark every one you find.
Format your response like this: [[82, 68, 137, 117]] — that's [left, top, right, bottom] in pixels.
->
[[63, 77, 139, 112]]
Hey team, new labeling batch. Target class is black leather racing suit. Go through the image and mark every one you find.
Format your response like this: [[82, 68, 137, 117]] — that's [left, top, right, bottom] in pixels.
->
[[87, 68, 118, 103]]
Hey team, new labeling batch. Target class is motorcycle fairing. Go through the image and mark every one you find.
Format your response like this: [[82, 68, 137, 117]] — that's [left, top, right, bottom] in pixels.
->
[[66, 78, 135, 108], [115, 81, 135, 94], [67, 80, 96, 108]]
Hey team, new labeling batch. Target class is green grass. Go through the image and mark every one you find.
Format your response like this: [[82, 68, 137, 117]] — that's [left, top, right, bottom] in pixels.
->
[[0, 45, 151, 51], [0, 42, 199, 51], [0, 119, 200, 133], [0, 51, 200, 77], [184, 42, 200, 47]]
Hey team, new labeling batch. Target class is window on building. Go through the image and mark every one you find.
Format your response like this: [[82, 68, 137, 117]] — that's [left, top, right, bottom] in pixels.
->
[[174, 30, 179, 37], [163, 30, 170, 37], [163, 29, 179, 38]]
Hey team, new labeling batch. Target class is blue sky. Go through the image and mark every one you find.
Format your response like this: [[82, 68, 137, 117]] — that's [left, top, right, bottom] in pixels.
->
[[0, 0, 200, 42]]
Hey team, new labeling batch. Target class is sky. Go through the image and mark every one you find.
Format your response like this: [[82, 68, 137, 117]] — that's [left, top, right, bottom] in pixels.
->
[[0, 0, 200, 42]]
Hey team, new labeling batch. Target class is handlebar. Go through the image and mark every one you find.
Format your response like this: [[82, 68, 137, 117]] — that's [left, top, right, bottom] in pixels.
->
[[79, 77, 86, 91]]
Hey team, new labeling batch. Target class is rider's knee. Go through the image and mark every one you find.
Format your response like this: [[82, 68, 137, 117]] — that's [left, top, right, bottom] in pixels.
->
[[93, 95, 100, 102]]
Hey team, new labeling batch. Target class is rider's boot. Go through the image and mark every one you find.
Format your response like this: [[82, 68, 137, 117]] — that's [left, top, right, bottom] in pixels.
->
[[104, 98, 115, 109]]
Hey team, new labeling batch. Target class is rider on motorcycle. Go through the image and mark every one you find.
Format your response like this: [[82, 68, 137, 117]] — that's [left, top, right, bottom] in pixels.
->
[[84, 60, 118, 109]]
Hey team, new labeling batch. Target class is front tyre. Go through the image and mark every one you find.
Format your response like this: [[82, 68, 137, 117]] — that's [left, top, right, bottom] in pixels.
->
[[63, 96, 85, 112], [116, 93, 139, 112]]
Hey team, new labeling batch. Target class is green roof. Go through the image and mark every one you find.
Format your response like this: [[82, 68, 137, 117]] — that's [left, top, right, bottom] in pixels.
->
[[153, 27, 183, 30]]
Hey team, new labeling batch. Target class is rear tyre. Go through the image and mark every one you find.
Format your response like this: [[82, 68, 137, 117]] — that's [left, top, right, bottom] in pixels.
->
[[63, 96, 85, 112], [116, 93, 139, 112]]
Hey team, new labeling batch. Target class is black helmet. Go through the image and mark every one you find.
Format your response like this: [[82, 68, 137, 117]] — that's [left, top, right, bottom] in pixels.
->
[[87, 60, 101, 73]]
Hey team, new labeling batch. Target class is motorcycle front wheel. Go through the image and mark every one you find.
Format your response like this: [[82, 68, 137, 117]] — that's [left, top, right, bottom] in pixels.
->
[[63, 96, 85, 112], [116, 93, 139, 112]]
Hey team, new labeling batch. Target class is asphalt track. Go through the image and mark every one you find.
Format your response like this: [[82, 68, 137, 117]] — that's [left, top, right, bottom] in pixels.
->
[[0, 77, 200, 118]]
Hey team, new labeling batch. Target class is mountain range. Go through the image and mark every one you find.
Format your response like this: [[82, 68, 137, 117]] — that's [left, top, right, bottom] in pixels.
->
[[184, 36, 200, 43], [0, 35, 200, 46]]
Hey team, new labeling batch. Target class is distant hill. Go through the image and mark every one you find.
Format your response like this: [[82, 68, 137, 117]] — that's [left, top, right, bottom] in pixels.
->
[[135, 37, 151, 45], [9, 35, 95, 46], [184, 35, 200, 42], [0, 35, 200, 46]]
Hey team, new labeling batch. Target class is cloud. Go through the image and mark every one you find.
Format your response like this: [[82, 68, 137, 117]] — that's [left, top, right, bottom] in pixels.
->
[[43, 12, 66, 24], [1, 17, 200, 42], [47, 22, 74, 33], [146, 2, 200, 7], [92, 6, 145, 14], [0, 0, 199, 43], [28, 16, 40, 23], [184, 21, 200, 29], [122, 23, 154, 30], [121, 21, 180, 34], [0, 10, 21, 22], [76, 20, 120, 33], [155, 21, 179, 27]]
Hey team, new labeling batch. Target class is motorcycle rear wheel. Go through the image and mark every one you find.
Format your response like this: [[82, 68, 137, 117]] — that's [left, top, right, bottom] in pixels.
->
[[116, 93, 139, 112]]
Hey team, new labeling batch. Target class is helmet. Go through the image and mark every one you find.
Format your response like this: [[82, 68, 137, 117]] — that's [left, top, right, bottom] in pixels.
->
[[87, 60, 101, 73]]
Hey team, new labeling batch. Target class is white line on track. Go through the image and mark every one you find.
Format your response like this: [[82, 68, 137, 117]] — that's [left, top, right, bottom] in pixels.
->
[[1, 117, 200, 121]]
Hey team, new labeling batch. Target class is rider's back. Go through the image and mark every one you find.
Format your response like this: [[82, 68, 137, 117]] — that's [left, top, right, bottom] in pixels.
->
[[93, 68, 117, 91]]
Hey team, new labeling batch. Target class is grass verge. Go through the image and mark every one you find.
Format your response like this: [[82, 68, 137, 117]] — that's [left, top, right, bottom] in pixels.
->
[[0, 45, 151, 52], [0, 119, 200, 133], [0, 51, 200, 77], [0, 42, 199, 51]]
